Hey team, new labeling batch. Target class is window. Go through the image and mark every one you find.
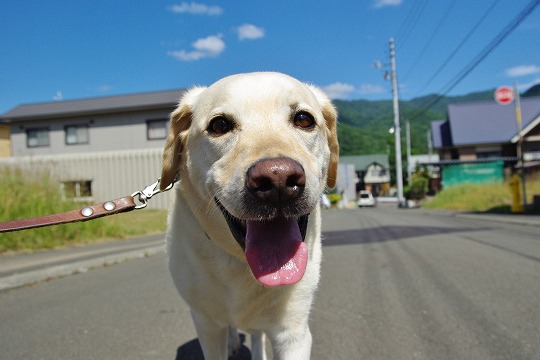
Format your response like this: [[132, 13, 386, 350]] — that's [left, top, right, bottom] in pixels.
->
[[147, 119, 168, 140], [368, 164, 386, 177], [27, 128, 50, 148], [476, 149, 501, 159], [61, 180, 93, 202], [65, 125, 89, 145]]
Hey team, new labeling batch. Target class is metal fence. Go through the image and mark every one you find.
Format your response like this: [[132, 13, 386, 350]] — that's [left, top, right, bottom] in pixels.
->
[[0, 148, 170, 209]]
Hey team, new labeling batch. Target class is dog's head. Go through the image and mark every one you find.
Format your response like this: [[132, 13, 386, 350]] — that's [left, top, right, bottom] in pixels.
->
[[161, 72, 338, 286]]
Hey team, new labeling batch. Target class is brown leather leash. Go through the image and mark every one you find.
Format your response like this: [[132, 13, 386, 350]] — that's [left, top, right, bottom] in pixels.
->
[[0, 178, 174, 233]]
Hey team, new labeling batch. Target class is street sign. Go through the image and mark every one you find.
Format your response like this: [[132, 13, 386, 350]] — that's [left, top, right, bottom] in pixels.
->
[[494, 86, 514, 105]]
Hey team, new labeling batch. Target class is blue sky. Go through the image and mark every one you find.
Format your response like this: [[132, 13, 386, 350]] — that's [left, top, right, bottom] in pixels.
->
[[1, 0, 540, 114]]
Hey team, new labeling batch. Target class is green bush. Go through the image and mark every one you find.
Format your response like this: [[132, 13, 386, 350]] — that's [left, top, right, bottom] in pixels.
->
[[0, 168, 166, 252], [406, 171, 429, 200], [327, 193, 342, 205]]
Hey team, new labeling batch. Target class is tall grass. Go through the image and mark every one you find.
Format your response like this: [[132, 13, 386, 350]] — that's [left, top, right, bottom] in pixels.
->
[[0, 168, 167, 253], [424, 173, 540, 212]]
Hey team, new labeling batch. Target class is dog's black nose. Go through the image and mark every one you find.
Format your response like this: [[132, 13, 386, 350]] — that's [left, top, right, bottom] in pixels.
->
[[246, 158, 305, 205]]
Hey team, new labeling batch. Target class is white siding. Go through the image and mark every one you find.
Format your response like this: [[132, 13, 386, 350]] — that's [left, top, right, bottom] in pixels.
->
[[9, 109, 171, 157], [0, 148, 170, 209]]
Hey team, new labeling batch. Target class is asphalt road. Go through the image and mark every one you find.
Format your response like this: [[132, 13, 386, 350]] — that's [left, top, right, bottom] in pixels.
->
[[1, 206, 539, 359]]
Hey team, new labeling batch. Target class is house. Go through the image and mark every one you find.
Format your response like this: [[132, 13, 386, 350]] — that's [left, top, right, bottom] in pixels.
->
[[431, 96, 540, 165], [1, 89, 185, 157], [430, 96, 540, 188], [339, 154, 391, 197], [0, 90, 185, 209]]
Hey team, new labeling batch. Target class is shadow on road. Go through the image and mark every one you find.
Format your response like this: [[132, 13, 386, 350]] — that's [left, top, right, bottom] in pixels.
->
[[322, 225, 487, 246], [175, 334, 251, 360]]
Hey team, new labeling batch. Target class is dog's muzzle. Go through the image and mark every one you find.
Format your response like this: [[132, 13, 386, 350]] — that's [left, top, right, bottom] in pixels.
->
[[215, 157, 312, 286]]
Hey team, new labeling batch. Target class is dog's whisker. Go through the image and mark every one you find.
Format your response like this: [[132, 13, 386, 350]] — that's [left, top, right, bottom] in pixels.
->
[[206, 188, 226, 218]]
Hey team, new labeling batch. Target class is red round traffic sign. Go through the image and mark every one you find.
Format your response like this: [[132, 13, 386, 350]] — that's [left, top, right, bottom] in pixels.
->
[[494, 86, 514, 105]]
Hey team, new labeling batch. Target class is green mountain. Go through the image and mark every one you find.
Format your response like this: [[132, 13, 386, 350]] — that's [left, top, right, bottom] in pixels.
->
[[334, 84, 538, 156], [523, 84, 540, 97], [334, 98, 446, 156]]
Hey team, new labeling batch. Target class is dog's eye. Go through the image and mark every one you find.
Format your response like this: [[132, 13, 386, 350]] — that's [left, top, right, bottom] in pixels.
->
[[293, 112, 315, 130], [208, 116, 233, 135]]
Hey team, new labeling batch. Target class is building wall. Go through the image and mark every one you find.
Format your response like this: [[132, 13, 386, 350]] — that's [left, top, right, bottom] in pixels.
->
[[336, 163, 357, 203], [438, 150, 453, 160], [9, 108, 171, 157], [458, 146, 476, 160], [0, 125, 11, 157], [0, 148, 170, 209], [523, 122, 540, 159]]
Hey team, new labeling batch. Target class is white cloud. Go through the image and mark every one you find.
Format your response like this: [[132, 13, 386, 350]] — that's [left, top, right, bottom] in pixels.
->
[[193, 34, 225, 54], [517, 77, 540, 91], [53, 91, 63, 101], [358, 83, 387, 95], [505, 65, 540, 77], [168, 34, 225, 61], [237, 24, 265, 41], [168, 2, 223, 16], [372, 0, 402, 8], [322, 82, 356, 99], [97, 85, 112, 93]]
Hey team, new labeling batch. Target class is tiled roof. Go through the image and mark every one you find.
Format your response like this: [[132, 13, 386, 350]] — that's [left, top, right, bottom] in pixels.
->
[[1, 89, 185, 122], [447, 97, 540, 146]]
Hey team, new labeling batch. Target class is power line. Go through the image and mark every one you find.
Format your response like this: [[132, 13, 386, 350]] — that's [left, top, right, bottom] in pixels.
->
[[402, 0, 459, 82], [420, 0, 503, 91], [412, 0, 540, 120], [396, 0, 429, 47]]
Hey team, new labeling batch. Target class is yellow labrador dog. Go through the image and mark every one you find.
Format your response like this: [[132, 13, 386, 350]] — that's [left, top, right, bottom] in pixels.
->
[[160, 72, 338, 359]]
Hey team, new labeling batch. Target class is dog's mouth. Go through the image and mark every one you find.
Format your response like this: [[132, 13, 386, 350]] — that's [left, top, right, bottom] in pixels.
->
[[216, 199, 309, 287]]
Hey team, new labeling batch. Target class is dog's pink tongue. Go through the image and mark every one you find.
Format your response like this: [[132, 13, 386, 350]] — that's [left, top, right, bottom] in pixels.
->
[[245, 217, 308, 287]]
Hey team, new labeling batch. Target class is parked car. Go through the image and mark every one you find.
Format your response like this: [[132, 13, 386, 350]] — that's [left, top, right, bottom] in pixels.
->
[[357, 190, 376, 207]]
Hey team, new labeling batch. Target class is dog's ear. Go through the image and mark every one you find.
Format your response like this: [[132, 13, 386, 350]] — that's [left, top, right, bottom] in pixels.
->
[[160, 87, 206, 190], [308, 85, 339, 189]]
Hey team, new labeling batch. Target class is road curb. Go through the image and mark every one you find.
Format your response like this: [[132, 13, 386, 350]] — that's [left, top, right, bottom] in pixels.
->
[[453, 213, 540, 226], [413, 208, 540, 227], [0, 244, 165, 292]]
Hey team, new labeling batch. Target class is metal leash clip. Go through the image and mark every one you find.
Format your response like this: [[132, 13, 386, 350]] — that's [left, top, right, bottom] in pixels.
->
[[131, 177, 174, 209]]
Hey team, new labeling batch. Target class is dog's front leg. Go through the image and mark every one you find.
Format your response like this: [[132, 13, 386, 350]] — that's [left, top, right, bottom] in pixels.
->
[[251, 330, 267, 360], [227, 326, 242, 357], [268, 324, 312, 360], [191, 310, 229, 359]]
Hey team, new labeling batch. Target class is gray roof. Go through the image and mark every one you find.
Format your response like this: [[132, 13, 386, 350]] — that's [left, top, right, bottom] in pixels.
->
[[1, 89, 185, 122], [447, 96, 540, 146], [340, 154, 389, 170]]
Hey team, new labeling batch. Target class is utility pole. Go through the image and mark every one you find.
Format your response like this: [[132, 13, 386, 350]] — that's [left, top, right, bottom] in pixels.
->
[[427, 129, 433, 177], [390, 38, 404, 206], [406, 120, 412, 185], [514, 81, 527, 208]]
